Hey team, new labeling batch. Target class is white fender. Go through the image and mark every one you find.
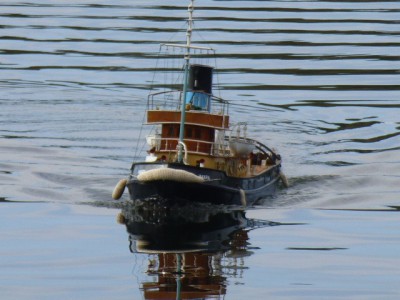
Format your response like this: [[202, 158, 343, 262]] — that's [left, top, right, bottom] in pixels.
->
[[239, 189, 247, 207], [116, 212, 126, 224], [137, 168, 204, 183], [279, 171, 289, 188], [112, 178, 127, 200]]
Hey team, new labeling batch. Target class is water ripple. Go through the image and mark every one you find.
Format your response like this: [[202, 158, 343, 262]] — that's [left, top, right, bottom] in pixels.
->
[[0, 0, 399, 209]]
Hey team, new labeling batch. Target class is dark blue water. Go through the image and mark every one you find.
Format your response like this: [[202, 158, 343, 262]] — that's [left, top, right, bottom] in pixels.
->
[[1, 1, 399, 299]]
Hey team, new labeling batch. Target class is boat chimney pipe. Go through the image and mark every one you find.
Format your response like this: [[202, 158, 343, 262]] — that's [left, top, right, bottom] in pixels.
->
[[188, 64, 213, 94]]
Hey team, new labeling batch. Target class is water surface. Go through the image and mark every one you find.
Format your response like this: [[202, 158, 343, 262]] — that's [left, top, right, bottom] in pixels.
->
[[1, 1, 399, 299]]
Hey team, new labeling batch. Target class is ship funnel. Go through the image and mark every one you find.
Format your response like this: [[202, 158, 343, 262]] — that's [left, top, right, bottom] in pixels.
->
[[188, 64, 213, 94]]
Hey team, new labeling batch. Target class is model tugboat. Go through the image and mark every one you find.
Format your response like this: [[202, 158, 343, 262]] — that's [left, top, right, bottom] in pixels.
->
[[112, 0, 287, 206]]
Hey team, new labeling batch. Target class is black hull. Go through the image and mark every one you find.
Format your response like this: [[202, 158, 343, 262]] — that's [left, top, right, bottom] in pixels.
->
[[126, 163, 281, 206]]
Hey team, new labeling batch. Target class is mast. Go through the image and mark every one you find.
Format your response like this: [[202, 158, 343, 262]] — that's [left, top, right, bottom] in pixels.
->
[[177, 0, 194, 163]]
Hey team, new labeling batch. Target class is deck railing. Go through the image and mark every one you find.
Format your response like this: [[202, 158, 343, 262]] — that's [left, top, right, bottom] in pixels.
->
[[150, 136, 231, 157], [147, 90, 229, 116]]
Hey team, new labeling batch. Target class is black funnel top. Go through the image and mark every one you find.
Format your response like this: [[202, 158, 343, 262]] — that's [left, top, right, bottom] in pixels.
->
[[188, 64, 213, 94]]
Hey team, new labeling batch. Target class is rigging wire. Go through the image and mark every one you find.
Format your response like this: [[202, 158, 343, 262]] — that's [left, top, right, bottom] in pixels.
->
[[133, 45, 163, 162], [133, 1, 226, 162]]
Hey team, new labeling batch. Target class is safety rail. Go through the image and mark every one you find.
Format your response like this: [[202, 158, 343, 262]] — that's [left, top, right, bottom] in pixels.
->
[[147, 90, 229, 116], [148, 135, 279, 164]]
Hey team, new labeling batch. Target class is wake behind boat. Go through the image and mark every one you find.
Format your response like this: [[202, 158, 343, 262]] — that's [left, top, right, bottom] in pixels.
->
[[112, 0, 288, 206]]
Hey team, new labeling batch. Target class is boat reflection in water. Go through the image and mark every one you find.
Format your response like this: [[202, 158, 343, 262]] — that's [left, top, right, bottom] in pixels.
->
[[117, 200, 281, 300]]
